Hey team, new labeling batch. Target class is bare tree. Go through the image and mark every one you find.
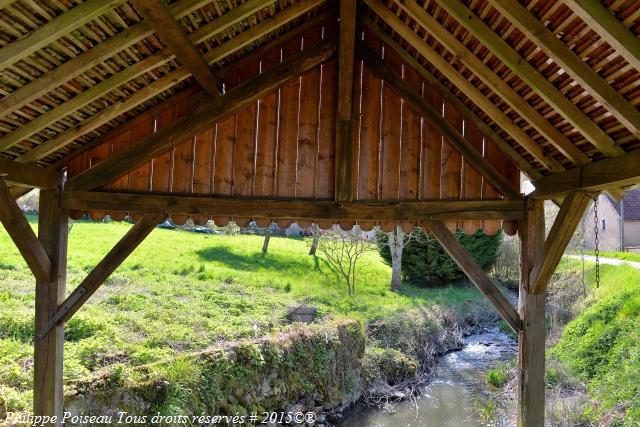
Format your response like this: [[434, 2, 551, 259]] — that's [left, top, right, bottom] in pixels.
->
[[262, 229, 271, 253], [308, 223, 320, 255], [317, 226, 373, 295], [386, 225, 420, 291]]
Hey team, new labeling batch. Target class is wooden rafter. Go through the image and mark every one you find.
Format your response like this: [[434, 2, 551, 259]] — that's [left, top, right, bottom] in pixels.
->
[[37, 213, 165, 340], [360, 15, 542, 179], [335, 0, 357, 202], [488, 0, 640, 138], [564, 0, 640, 73], [423, 219, 521, 332], [61, 191, 526, 221], [0, 158, 57, 188], [0, 177, 51, 282], [132, 0, 222, 97], [361, 0, 563, 173], [0, 0, 318, 155], [0, 0, 273, 119], [530, 150, 640, 198], [40, 11, 336, 168], [359, 43, 521, 199], [530, 192, 590, 294], [0, 0, 123, 70], [64, 38, 336, 192], [388, 0, 590, 166]]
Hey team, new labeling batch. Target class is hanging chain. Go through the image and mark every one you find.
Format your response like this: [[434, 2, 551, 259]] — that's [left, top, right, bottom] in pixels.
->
[[592, 195, 601, 288]]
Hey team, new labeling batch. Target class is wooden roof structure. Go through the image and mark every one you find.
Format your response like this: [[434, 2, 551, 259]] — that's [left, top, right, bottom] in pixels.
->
[[1, 0, 640, 425]]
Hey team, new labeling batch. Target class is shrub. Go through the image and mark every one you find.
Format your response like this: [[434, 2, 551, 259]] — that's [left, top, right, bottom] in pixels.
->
[[377, 229, 502, 285]]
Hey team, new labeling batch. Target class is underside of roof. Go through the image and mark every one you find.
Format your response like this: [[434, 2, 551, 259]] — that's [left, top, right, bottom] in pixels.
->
[[1, 0, 640, 229]]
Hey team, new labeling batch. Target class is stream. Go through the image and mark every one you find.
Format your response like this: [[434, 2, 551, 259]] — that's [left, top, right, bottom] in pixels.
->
[[340, 327, 517, 427]]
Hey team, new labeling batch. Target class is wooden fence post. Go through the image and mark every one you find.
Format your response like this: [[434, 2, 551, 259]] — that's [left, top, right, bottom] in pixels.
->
[[518, 199, 546, 427], [34, 183, 68, 425]]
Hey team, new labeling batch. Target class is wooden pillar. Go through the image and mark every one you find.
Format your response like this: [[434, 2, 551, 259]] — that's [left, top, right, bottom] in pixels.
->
[[518, 199, 545, 427], [34, 184, 68, 425]]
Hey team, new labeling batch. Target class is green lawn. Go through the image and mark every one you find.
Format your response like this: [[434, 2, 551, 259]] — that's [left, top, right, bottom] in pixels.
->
[[0, 217, 484, 412], [586, 250, 640, 263]]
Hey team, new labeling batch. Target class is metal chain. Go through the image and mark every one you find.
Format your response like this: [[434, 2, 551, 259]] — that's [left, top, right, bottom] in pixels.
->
[[593, 195, 601, 288]]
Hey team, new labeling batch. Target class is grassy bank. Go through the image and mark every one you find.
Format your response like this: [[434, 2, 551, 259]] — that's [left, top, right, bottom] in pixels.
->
[[586, 250, 640, 263], [548, 262, 640, 424], [0, 218, 487, 413]]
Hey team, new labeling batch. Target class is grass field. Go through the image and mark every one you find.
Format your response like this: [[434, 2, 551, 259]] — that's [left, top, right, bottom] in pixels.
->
[[0, 217, 485, 412], [586, 250, 640, 263]]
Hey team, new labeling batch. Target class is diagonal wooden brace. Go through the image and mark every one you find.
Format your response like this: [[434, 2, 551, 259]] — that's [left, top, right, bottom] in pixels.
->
[[424, 219, 521, 332], [36, 212, 165, 340], [0, 177, 51, 281]]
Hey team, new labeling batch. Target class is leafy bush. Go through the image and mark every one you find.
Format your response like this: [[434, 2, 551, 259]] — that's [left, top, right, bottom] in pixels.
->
[[377, 229, 502, 285], [486, 364, 509, 388]]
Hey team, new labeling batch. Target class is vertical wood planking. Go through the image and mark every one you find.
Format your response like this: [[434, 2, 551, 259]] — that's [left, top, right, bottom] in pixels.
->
[[462, 120, 484, 234], [151, 107, 176, 199], [276, 37, 302, 205], [88, 143, 109, 220], [66, 153, 87, 220], [129, 118, 155, 222], [107, 130, 132, 221], [171, 136, 195, 225], [421, 83, 442, 200], [441, 99, 462, 231], [483, 138, 503, 235], [191, 127, 215, 225], [378, 46, 402, 232]]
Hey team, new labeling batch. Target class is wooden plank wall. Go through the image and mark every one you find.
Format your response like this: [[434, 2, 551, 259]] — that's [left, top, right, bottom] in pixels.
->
[[66, 29, 519, 234]]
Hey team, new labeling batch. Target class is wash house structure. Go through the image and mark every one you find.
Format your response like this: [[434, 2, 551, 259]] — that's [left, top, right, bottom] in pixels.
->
[[1, 0, 639, 424]]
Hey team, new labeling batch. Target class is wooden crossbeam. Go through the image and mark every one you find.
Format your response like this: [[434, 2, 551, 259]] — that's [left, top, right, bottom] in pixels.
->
[[359, 44, 521, 199], [61, 191, 526, 221], [530, 192, 591, 294], [530, 150, 640, 198], [0, 0, 123, 70], [423, 219, 521, 332], [335, 0, 357, 202], [132, 0, 222, 97], [65, 38, 336, 192], [488, 0, 640, 138], [0, 158, 57, 188], [359, 15, 542, 180], [37, 213, 165, 340], [0, 177, 51, 282], [565, 0, 640, 73], [0, 0, 273, 119], [389, 0, 589, 166], [361, 0, 562, 174]]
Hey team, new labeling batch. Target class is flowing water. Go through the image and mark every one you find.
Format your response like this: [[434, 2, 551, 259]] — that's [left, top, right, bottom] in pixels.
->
[[341, 327, 516, 427]]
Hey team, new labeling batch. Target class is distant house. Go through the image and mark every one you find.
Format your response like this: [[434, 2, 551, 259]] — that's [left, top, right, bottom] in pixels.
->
[[584, 189, 640, 251]]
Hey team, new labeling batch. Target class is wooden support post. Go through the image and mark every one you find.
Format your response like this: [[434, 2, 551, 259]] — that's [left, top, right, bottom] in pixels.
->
[[335, 0, 357, 202], [34, 183, 68, 425], [518, 199, 546, 427], [423, 219, 521, 332], [38, 213, 165, 339], [262, 230, 271, 253]]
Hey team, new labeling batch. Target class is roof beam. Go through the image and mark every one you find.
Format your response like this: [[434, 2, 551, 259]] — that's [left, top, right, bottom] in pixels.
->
[[61, 191, 525, 220], [360, 15, 541, 179], [0, 0, 273, 119], [0, 0, 124, 70], [0, 158, 57, 188], [361, 0, 563, 173], [359, 43, 521, 199], [132, 0, 222, 97], [388, 0, 590, 166], [0, 177, 51, 282], [335, 0, 357, 202], [530, 191, 591, 294], [423, 218, 521, 332], [39, 11, 336, 166], [488, 0, 640, 138], [564, 0, 640, 73], [65, 38, 336, 192], [530, 150, 640, 198]]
